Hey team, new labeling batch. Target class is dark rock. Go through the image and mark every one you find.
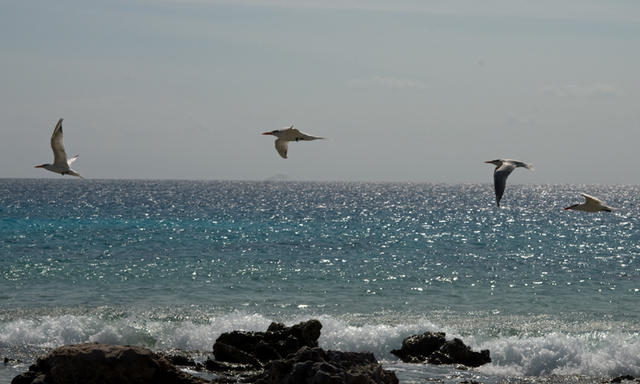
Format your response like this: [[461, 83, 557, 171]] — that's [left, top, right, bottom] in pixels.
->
[[204, 358, 256, 372], [254, 341, 281, 362], [428, 338, 491, 367], [11, 371, 41, 384], [11, 343, 206, 384], [206, 319, 396, 383], [205, 359, 264, 384], [4, 357, 24, 365], [611, 375, 635, 383], [213, 341, 262, 368], [160, 350, 198, 367], [391, 332, 491, 368], [390, 331, 446, 363], [255, 346, 398, 384], [213, 319, 322, 366]]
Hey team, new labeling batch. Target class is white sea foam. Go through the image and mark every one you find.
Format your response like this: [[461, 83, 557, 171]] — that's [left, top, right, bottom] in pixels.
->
[[311, 314, 442, 359], [2, 311, 640, 379], [1, 315, 98, 348], [0, 311, 273, 352], [477, 332, 640, 377]]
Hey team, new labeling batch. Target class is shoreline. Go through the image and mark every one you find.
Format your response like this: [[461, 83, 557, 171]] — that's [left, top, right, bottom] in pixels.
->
[[2, 308, 640, 383], [3, 317, 639, 384], [3, 344, 633, 384]]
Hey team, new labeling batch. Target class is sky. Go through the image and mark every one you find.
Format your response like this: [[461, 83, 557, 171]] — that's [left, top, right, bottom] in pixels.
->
[[1, 0, 639, 183]]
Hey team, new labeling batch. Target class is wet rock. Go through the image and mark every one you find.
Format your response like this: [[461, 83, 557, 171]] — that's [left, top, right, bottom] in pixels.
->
[[213, 319, 322, 366], [390, 331, 446, 363], [255, 346, 398, 384], [208, 319, 395, 383], [11, 343, 206, 384], [160, 350, 198, 368], [205, 359, 263, 384], [213, 342, 262, 368], [10, 371, 42, 384], [4, 357, 23, 365], [204, 359, 256, 372], [429, 338, 491, 367], [391, 331, 491, 367], [611, 375, 635, 383]]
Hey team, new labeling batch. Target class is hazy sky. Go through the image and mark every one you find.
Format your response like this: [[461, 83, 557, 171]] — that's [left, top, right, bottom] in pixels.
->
[[1, 0, 639, 183]]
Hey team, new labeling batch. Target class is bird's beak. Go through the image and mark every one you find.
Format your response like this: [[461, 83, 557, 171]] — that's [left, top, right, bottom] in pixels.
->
[[262, 131, 273, 135], [484, 161, 493, 164], [563, 207, 570, 210], [34, 165, 42, 168]]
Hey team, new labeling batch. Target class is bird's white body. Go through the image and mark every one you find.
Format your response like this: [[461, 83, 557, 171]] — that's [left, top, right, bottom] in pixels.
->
[[564, 193, 613, 212], [485, 158, 533, 207], [35, 118, 83, 178], [262, 125, 324, 159]]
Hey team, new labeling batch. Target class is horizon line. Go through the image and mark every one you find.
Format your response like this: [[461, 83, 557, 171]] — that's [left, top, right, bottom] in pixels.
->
[[1, 177, 637, 187]]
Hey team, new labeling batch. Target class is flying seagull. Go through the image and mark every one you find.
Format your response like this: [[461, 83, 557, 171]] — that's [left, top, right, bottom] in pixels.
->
[[484, 159, 533, 207], [564, 193, 613, 212], [34, 118, 83, 178], [262, 125, 324, 159]]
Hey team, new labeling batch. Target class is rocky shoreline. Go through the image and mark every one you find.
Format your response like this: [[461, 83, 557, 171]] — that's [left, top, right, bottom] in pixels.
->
[[9, 319, 636, 384]]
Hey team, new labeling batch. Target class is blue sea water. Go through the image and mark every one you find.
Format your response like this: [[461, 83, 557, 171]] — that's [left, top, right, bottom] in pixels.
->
[[1, 179, 639, 383]]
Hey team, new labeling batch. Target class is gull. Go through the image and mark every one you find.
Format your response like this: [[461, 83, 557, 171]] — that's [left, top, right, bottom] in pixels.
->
[[35, 118, 83, 178], [564, 193, 613, 212], [262, 125, 324, 159], [484, 159, 533, 207]]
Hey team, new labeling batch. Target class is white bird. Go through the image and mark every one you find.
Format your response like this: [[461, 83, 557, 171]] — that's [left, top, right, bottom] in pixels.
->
[[34, 118, 83, 178], [262, 125, 324, 159], [484, 159, 533, 207], [564, 193, 613, 212]]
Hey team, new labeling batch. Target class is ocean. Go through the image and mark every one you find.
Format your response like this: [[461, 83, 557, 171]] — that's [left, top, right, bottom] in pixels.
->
[[1, 179, 639, 383]]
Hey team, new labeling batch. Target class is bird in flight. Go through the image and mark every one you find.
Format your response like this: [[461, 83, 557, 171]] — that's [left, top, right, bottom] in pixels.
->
[[34, 118, 83, 178], [262, 125, 324, 159], [564, 193, 613, 212], [484, 159, 532, 207]]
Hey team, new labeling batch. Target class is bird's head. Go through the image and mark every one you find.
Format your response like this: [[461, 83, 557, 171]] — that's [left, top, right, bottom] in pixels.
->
[[484, 159, 502, 166]]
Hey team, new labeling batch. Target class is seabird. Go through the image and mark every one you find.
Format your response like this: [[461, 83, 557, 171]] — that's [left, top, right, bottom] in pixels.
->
[[564, 193, 613, 212], [34, 118, 83, 178], [485, 159, 533, 207], [262, 125, 324, 159]]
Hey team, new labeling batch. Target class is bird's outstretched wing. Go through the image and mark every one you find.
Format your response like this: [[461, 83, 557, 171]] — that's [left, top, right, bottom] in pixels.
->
[[299, 132, 324, 141], [275, 138, 288, 159], [581, 193, 602, 205], [493, 163, 516, 206], [290, 128, 324, 141], [512, 160, 533, 170], [67, 155, 79, 166], [50, 118, 68, 166], [581, 193, 606, 210], [581, 193, 613, 211]]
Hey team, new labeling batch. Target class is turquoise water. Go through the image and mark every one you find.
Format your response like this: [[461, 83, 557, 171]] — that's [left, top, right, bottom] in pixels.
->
[[1, 179, 639, 383]]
